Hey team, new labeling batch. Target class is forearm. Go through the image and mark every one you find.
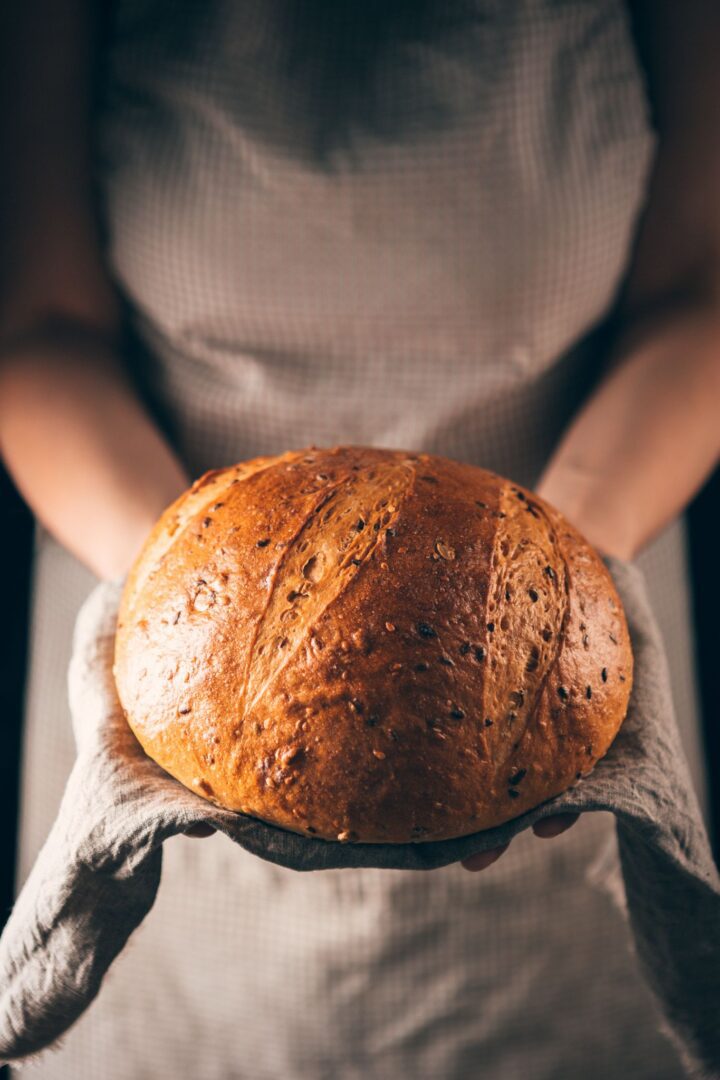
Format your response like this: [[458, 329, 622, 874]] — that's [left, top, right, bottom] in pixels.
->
[[0, 321, 189, 580], [535, 308, 720, 560]]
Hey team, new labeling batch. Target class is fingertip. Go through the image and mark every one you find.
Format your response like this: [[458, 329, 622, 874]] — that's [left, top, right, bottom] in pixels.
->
[[533, 813, 580, 839], [460, 842, 510, 872], [184, 823, 216, 838]]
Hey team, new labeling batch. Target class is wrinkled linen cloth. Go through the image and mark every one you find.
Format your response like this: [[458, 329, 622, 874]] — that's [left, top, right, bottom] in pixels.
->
[[0, 557, 718, 1075]]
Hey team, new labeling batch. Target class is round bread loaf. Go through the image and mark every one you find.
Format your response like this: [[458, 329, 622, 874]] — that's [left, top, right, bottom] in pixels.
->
[[114, 445, 633, 843]]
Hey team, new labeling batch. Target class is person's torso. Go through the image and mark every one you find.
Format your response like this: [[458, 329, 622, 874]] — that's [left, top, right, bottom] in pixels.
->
[[96, 0, 656, 483], [15, 6, 693, 1076]]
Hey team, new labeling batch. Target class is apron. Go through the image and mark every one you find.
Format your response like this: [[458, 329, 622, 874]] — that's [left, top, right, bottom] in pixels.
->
[[15, 2, 707, 1076]]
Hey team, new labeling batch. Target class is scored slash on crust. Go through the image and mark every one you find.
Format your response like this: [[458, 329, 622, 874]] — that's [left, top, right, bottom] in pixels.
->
[[238, 460, 416, 722]]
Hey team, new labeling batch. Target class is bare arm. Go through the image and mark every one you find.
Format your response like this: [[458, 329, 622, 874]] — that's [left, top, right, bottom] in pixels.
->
[[0, 0, 188, 581], [535, 311, 720, 560], [534, 0, 720, 559]]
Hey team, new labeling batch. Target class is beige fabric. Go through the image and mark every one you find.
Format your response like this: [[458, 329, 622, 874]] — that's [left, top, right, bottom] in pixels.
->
[[15, 1, 707, 1075]]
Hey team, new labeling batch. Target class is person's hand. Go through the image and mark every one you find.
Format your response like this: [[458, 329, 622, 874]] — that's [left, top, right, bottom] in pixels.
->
[[185, 823, 216, 837], [185, 819, 581, 850], [67, 576, 219, 841], [460, 813, 580, 871]]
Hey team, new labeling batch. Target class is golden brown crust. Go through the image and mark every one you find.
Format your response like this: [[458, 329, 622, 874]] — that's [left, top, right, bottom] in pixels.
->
[[114, 445, 633, 843]]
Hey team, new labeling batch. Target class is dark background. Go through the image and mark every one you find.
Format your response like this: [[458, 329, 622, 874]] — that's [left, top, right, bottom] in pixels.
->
[[0, 462, 717, 1080]]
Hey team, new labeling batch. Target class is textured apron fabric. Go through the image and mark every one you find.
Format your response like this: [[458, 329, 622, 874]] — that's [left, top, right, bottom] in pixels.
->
[[13, 2, 708, 1076]]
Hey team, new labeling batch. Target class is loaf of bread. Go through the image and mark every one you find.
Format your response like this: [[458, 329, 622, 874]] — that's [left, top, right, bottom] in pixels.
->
[[114, 445, 633, 843]]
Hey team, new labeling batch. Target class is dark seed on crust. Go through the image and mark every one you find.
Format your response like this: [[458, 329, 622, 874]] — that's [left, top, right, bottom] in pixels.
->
[[557, 686, 570, 701], [601, 667, 608, 682], [509, 768, 527, 785], [417, 622, 437, 638]]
